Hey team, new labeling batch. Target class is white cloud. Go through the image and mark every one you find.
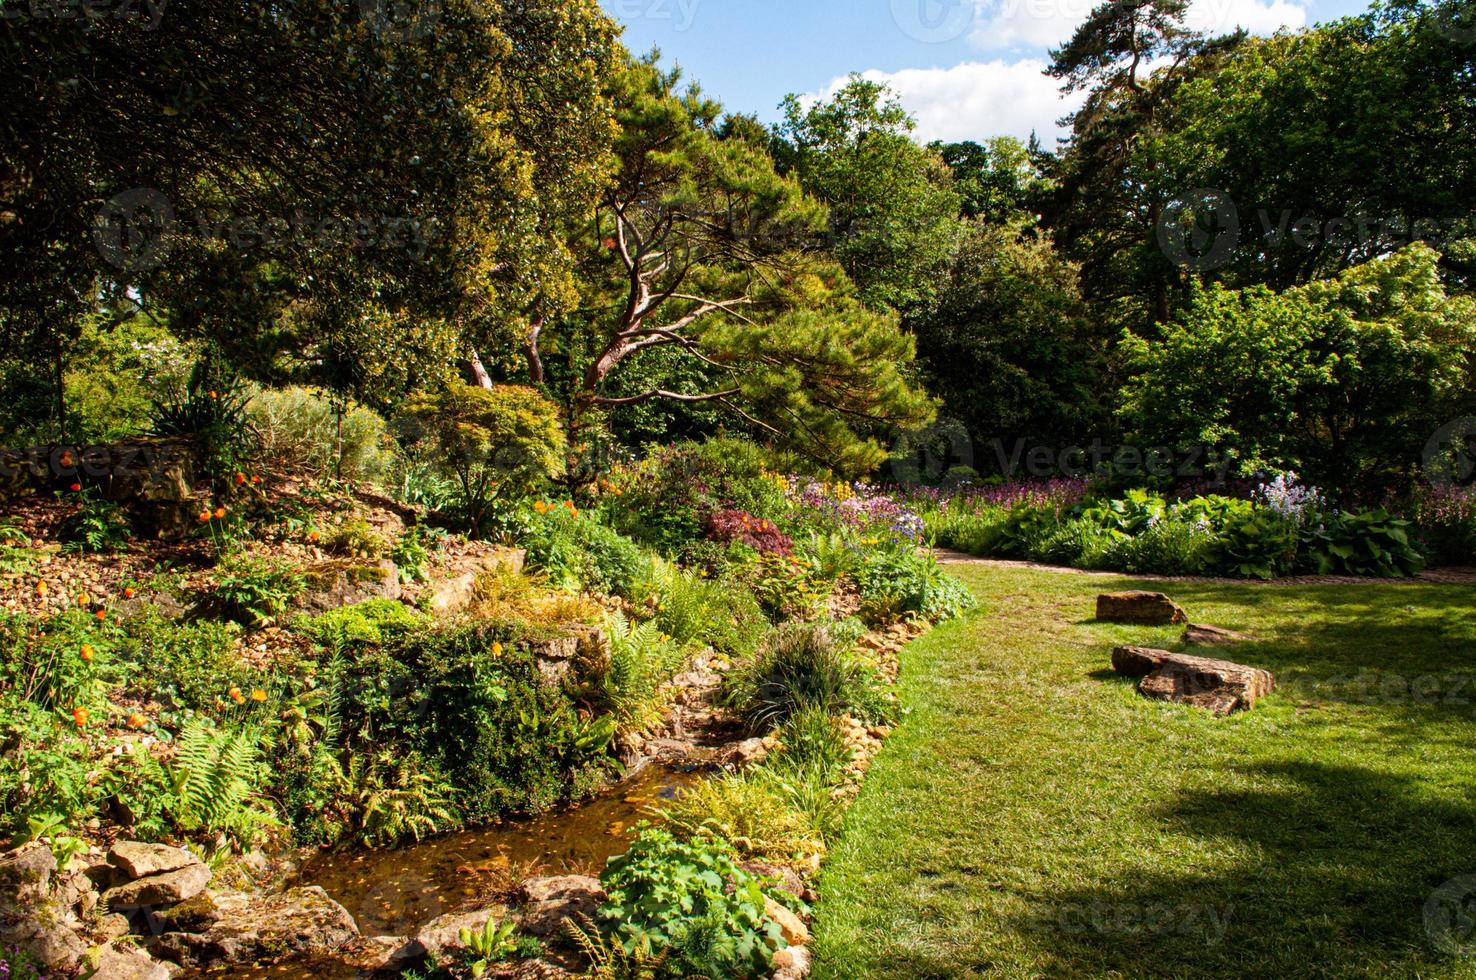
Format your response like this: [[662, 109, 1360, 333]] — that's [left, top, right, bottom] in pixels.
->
[[809, 61, 1085, 144], [967, 0, 1308, 51]]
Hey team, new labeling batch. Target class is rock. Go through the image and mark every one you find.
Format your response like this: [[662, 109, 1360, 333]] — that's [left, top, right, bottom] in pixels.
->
[[1096, 591, 1188, 625], [722, 737, 770, 769], [401, 907, 506, 964], [0, 841, 56, 907], [1112, 646, 1275, 716], [97, 912, 133, 942], [1183, 623, 1254, 647], [772, 943, 812, 979], [518, 875, 605, 938], [297, 558, 402, 613], [764, 897, 810, 947], [427, 548, 527, 614], [104, 861, 211, 910], [0, 917, 87, 973], [150, 887, 359, 968], [88, 943, 171, 980], [109, 842, 200, 880]]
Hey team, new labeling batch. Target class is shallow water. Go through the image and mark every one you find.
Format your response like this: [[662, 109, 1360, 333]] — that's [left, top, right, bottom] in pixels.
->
[[297, 763, 699, 936], [178, 764, 699, 978]]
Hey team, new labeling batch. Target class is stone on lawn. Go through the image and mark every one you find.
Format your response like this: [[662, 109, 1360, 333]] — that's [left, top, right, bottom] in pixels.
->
[[1096, 591, 1188, 625], [1112, 645, 1275, 716], [1183, 623, 1254, 646]]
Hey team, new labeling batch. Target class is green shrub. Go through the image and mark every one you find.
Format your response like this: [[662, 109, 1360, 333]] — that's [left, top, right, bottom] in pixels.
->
[[246, 386, 397, 483], [853, 544, 975, 624], [1213, 509, 1300, 579], [1300, 508, 1425, 577], [744, 551, 830, 623], [57, 487, 132, 554], [1103, 518, 1216, 575], [660, 770, 823, 863], [150, 349, 254, 485], [728, 623, 888, 731], [118, 609, 245, 711], [596, 613, 688, 732], [0, 698, 104, 838], [292, 599, 425, 651], [323, 517, 388, 559], [521, 508, 648, 598], [599, 825, 790, 979], [117, 719, 279, 846], [205, 555, 307, 626], [390, 524, 444, 583]]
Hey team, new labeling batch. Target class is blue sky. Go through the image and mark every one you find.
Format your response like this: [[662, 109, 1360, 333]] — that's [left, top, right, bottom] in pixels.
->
[[600, 0, 1375, 143]]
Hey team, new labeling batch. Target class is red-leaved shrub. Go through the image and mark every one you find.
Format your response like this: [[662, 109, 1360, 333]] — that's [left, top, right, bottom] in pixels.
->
[[704, 509, 793, 555]]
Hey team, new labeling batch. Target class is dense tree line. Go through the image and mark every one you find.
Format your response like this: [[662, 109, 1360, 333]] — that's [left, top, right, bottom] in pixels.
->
[[1, 0, 1472, 493]]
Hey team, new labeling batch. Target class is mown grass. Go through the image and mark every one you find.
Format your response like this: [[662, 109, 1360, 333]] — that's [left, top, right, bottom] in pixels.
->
[[811, 564, 1476, 979]]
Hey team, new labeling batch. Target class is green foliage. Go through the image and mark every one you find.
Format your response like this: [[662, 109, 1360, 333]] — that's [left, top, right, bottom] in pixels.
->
[[459, 917, 520, 978], [660, 770, 823, 863], [595, 613, 688, 733], [728, 623, 887, 732], [853, 544, 976, 625], [118, 720, 278, 845], [323, 518, 388, 559], [599, 825, 788, 979], [1104, 517, 1217, 575], [1213, 509, 1300, 580], [151, 351, 255, 485], [339, 751, 460, 847], [117, 610, 245, 712], [400, 384, 566, 538], [1300, 509, 1424, 577], [743, 552, 830, 623], [1120, 246, 1476, 490], [0, 698, 104, 838], [292, 599, 425, 651], [246, 386, 396, 483], [390, 524, 444, 584], [521, 507, 648, 598], [57, 487, 132, 554], [0, 520, 35, 576], [206, 556, 307, 627]]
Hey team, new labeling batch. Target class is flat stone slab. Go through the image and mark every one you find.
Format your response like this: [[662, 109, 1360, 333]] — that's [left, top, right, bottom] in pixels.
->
[[1112, 645, 1275, 716], [1096, 592, 1188, 625], [1183, 623, 1255, 647]]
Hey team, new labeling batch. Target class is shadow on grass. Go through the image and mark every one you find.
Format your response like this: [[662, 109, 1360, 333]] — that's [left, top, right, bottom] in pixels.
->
[[1014, 758, 1476, 976]]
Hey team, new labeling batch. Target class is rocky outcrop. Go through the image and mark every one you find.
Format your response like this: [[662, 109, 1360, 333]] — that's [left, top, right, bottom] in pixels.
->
[[297, 558, 402, 612], [1096, 591, 1188, 625], [1112, 645, 1275, 716], [400, 907, 507, 964], [150, 886, 360, 968], [0, 843, 89, 973], [87, 942, 172, 980], [102, 843, 210, 910], [424, 547, 527, 614], [517, 875, 605, 938]]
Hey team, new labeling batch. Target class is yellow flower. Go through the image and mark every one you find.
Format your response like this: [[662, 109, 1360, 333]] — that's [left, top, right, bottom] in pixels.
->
[[491, 642, 504, 656], [251, 689, 267, 702], [229, 687, 245, 704], [80, 644, 94, 662]]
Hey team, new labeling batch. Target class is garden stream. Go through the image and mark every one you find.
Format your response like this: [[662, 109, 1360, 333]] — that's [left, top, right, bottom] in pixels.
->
[[183, 763, 702, 979]]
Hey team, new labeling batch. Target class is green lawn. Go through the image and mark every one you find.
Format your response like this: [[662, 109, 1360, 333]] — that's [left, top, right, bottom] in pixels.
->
[[812, 564, 1476, 979]]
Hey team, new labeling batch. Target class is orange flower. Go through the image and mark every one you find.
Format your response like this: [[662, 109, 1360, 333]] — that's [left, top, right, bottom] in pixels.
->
[[59, 451, 74, 467], [70, 482, 82, 492], [308, 530, 320, 542], [72, 707, 88, 728], [34, 581, 47, 598], [198, 510, 212, 523], [209, 390, 219, 400], [79, 644, 94, 662], [123, 587, 136, 599], [250, 475, 262, 485], [95, 610, 106, 622], [250, 689, 267, 702], [77, 592, 90, 606], [214, 506, 227, 519], [235, 472, 247, 486], [229, 687, 245, 704], [127, 712, 147, 729]]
